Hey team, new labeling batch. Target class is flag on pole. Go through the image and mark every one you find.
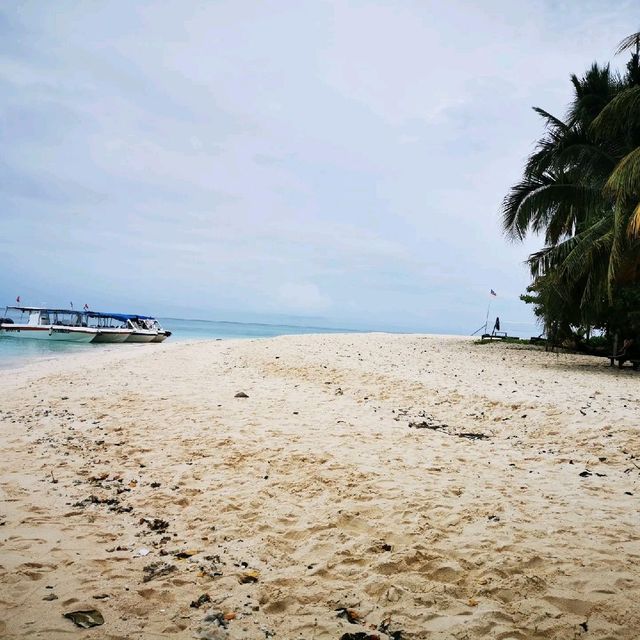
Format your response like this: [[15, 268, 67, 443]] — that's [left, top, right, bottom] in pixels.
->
[[83, 303, 89, 311], [70, 302, 74, 309], [490, 289, 497, 297], [16, 295, 20, 303]]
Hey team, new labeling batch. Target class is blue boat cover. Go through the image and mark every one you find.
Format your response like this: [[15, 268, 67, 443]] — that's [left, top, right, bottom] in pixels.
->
[[86, 312, 154, 321]]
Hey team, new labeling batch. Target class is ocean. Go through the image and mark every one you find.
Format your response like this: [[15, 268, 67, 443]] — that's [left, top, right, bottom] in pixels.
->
[[0, 317, 358, 369]]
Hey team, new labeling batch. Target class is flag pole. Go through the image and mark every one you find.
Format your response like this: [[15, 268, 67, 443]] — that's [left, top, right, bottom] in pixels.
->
[[484, 298, 491, 334]]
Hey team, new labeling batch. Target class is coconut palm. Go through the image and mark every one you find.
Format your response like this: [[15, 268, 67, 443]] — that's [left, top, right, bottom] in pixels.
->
[[502, 35, 640, 336]]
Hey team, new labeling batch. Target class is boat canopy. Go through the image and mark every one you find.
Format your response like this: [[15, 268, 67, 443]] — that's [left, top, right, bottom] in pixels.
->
[[86, 311, 154, 321], [5, 306, 82, 315]]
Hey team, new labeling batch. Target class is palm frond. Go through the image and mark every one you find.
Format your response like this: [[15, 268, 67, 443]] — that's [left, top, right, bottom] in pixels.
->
[[551, 139, 617, 181], [607, 202, 632, 297], [527, 236, 577, 277], [580, 258, 609, 311], [616, 32, 640, 56], [591, 85, 640, 138], [604, 146, 640, 201], [628, 201, 640, 237], [560, 214, 613, 282], [532, 107, 570, 132], [502, 175, 603, 243], [569, 64, 621, 124]]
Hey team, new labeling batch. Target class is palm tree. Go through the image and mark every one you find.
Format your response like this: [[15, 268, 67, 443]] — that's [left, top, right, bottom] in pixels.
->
[[593, 31, 640, 240], [502, 35, 640, 337]]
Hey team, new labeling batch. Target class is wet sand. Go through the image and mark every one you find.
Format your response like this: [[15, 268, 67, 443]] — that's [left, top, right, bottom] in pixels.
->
[[0, 334, 639, 639]]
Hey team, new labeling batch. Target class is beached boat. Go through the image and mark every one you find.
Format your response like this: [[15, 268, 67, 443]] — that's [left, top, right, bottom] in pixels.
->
[[144, 318, 172, 343], [85, 313, 170, 343], [84, 312, 133, 343], [123, 317, 157, 343], [128, 316, 172, 343], [0, 307, 98, 342]]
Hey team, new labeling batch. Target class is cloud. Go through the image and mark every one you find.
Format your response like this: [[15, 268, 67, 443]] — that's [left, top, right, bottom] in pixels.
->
[[277, 282, 332, 314], [0, 1, 638, 333]]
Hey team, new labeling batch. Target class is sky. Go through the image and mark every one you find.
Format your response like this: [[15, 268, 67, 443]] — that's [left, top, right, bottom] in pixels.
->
[[1, 1, 638, 334]]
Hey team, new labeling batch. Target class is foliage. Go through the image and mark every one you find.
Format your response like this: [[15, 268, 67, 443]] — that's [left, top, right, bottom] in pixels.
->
[[503, 33, 640, 343], [473, 337, 524, 345]]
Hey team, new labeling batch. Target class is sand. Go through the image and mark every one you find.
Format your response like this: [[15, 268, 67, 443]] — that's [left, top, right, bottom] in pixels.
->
[[0, 333, 639, 639]]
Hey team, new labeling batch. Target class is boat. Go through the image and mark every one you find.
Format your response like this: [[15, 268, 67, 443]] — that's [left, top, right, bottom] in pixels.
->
[[0, 306, 172, 345], [85, 313, 170, 343], [0, 307, 98, 342], [143, 317, 172, 343], [83, 312, 133, 343], [128, 315, 172, 343]]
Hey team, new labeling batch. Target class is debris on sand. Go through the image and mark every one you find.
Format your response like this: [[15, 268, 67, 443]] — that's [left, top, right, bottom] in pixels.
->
[[458, 432, 489, 440], [234, 391, 249, 398], [198, 555, 224, 579], [336, 607, 362, 624], [238, 569, 260, 583], [63, 609, 104, 628], [190, 593, 212, 608], [142, 561, 177, 582], [194, 611, 236, 639], [378, 617, 405, 639], [72, 494, 132, 513], [408, 419, 446, 431], [409, 419, 489, 441], [73, 494, 118, 508], [140, 517, 169, 532]]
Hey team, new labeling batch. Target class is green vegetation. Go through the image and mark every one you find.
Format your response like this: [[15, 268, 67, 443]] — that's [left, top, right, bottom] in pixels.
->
[[474, 337, 524, 346], [502, 32, 640, 351]]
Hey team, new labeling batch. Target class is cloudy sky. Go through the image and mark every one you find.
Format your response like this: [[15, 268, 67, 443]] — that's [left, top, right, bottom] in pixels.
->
[[1, 1, 637, 333]]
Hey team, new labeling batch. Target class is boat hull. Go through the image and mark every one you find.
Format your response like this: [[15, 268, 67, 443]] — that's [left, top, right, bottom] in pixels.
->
[[0, 325, 97, 343], [125, 331, 157, 343], [151, 331, 171, 343], [93, 330, 132, 343]]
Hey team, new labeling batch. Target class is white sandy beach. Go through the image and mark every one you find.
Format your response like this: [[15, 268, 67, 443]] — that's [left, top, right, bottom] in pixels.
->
[[0, 333, 639, 639]]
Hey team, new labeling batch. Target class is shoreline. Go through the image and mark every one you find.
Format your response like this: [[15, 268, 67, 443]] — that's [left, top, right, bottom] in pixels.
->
[[0, 331, 357, 374], [1, 333, 638, 639], [0, 330, 498, 374]]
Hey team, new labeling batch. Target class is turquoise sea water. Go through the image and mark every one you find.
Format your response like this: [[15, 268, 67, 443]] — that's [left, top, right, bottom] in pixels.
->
[[0, 317, 358, 369]]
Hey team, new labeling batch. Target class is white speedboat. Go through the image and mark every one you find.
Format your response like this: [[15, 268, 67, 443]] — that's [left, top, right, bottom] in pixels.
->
[[86, 311, 171, 342], [81, 312, 156, 343], [124, 317, 157, 343], [142, 317, 172, 343], [84, 312, 133, 343], [0, 307, 98, 342], [120, 315, 171, 343]]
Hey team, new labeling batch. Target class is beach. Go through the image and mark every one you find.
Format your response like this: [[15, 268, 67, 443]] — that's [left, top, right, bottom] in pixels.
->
[[0, 333, 639, 639]]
